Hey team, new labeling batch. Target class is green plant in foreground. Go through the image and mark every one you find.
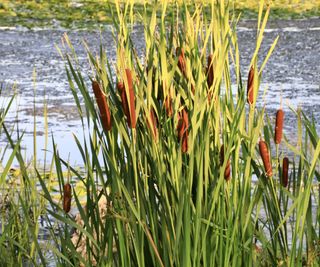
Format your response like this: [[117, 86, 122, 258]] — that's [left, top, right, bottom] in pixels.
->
[[26, 0, 320, 266]]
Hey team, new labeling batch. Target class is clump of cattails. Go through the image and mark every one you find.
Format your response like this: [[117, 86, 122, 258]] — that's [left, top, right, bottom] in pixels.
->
[[206, 54, 214, 103], [282, 157, 289, 187], [146, 108, 158, 140], [177, 47, 187, 78], [63, 183, 72, 213], [247, 66, 254, 105], [92, 81, 112, 131], [220, 145, 231, 181], [274, 109, 284, 144], [177, 108, 189, 153], [118, 69, 136, 128], [259, 140, 272, 177]]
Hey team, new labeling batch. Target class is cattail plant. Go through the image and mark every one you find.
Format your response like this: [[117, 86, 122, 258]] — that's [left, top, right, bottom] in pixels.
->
[[282, 157, 289, 187], [206, 54, 214, 103], [220, 145, 231, 181], [259, 140, 272, 177], [117, 69, 136, 128], [63, 183, 72, 213], [247, 66, 254, 104], [92, 81, 112, 131], [177, 108, 188, 153], [274, 109, 284, 144]]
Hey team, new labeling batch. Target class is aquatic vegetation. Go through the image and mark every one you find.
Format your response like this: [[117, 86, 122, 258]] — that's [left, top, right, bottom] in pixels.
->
[[40, 0, 319, 266], [0, 0, 320, 266]]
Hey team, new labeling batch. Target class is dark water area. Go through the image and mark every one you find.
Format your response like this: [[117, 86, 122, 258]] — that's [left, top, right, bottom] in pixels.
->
[[0, 19, 319, 163]]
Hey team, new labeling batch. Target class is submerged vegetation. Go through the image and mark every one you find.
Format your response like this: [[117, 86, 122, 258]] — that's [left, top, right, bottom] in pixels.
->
[[0, 0, 320, 28], [1, 0, 320, 266]]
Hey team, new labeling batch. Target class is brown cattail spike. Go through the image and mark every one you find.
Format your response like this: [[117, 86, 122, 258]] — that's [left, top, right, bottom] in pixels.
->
[[164, 96, 173, 117], [247, 66, 254, 105], [92, 81, 112, 131], [206, 54, 214, 103], [207, 54, 214, 88], [63, 183, 72, 213], [177, 47, 187, 78], [118, 69, 136, 128], [274, 109, 284, 144], [147, 108, 158, 140], [177, 108, 188, 153], [220, 145, 231, 181], [282, 157, 289, 187], [117, 81, 129, 119], [259, 140, 272, 177]]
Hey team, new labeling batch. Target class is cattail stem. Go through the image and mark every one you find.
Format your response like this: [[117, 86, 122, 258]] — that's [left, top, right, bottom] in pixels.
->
[[63, 183, 72, 213], [275, 109, 284, 144], [92, 81, 112, 131], [259, 140, 272, 177]]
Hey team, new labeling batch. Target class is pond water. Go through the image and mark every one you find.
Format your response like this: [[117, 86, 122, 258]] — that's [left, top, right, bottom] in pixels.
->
[[0, 19, 320, 164]]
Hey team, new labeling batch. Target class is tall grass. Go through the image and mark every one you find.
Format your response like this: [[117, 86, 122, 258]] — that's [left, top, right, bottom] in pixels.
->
[[1, 0, 320, 266]]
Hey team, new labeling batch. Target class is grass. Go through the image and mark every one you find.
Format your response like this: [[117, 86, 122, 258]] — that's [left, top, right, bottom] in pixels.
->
[[0, 0, 320, 266], [0, 0, 320, 29]]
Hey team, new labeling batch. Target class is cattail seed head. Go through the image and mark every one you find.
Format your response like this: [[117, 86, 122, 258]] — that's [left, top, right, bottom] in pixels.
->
[[63, 183, 72, 213], [206, 54, 214, 103], [117, 69, 136, 128], [207, 54, 214, 88], [220, 145, 231, 181], [164, 96, 173, 117], [259, 140, 272, 177], [146, 108, 158, 140], [274, 109, 284, 144], [92, 81, 112, 131], [247, 66, 254, 105], [177, 108, 188, 153], [282, 157, 289, 187], [177, 47, 187, 78]]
